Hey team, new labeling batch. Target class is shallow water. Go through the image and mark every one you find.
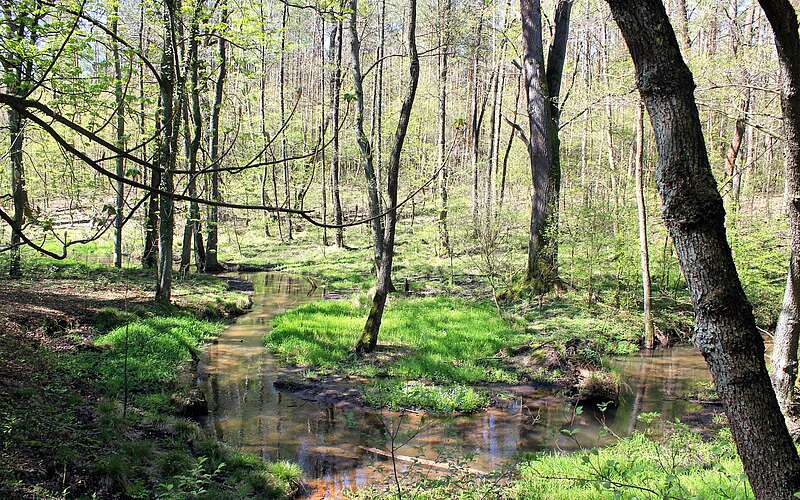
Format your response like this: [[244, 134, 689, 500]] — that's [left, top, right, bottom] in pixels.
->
[[199, 272, 713, 498]]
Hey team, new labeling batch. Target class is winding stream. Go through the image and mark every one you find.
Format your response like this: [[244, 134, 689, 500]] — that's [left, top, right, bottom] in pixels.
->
[[198, 272, 713, 498]]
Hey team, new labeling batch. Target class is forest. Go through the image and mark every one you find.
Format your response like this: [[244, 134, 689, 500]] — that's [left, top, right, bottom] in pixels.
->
[[1, 0, 800, 497]]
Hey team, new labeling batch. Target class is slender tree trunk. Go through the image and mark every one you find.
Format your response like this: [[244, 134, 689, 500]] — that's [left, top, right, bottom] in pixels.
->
[[111, 4, 125, 268], [349, 0, 383, 269], [499, 71, 522, 211], [205, 0, 228, 273], [674, 0, 690, 51], [371, 0, 386, 192], [634, 101, 655, 349], [179, 2, 203, 275], [356, 0, 420, 355], [608, 1, 800, 496], [320, 18, 329, 246], [759, 0, 800, 425], [259, 0, 272, 239], [279, 4, 293, 240], [470, 0, 484, 230], [331, 21, 344, 247], [437, 0, 451, 256]]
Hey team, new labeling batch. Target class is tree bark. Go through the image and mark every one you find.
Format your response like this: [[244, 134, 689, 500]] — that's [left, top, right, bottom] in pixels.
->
[[179, 1, 203, 275], [355, 0, 420, 355], [519, 0, 572, 289], [349, 0, 383, 269], [331, 20, 344, 247], [634, 101, 655, 349], [437, 0, 451, 256], [759, 0, 800, 423], [111, 3, 125, 269], [205, 0, 228, 273], [279, 4, 293, 240], [156, 0, 180, 302], [469, 0, 484, 230], [607, 0, 800, 496]]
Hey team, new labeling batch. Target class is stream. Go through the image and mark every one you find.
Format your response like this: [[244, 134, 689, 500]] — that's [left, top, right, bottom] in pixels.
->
[[198, 272, 714, 498]]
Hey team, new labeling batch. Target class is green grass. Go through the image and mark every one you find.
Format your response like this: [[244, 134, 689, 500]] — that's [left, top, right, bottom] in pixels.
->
[[348, 428, 749, 499], [508, 428, 749, 499], [364, 381, 489, 413], [268, 296, 521, 384], [266, 296, 521, 413], [64, 316, 223, 394]]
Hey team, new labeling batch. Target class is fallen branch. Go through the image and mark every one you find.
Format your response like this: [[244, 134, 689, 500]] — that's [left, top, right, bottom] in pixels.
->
[[357, 446, 487, 476]]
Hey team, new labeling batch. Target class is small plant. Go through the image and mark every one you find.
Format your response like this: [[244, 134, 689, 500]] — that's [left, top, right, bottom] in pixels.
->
[[155, 457, 224, 499]]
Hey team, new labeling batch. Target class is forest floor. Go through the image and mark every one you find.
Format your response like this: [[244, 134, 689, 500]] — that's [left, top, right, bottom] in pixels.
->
[[0, 258, 301, 499], [1, 209, 778, 497]]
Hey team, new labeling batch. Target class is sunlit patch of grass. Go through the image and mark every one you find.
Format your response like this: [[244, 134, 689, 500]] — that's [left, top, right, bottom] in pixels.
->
[[509, 428, 749, 499], [364, 381, 489, 413], [63, 316, 223, 395], [267, 296, 522, 386]]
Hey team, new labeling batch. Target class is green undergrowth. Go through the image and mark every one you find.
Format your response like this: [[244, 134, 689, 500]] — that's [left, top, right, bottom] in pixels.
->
[[0, 258, 301, 498], [63, 316, 224, 394], [364, 381, 489, 414], [267, 296, 522, 413], [348, 427, 749, 499]]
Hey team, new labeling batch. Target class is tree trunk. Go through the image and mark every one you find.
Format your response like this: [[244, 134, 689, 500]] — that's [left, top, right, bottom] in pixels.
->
[[331, 20, 344, 247], [355, 0, 420, 355], [156, 0, 179, 303], [205, 0, 228, 273], [279, 4, 293, 241], [349, 0, 383, 269], [674, 0, 690, 51], [469, 0, 484, 230], [179, 2, 203, 275], [259, 0, 272, 240], [607, 1, 800, 496], [634, 101, 655, 349], [111, 3, 125, 269], [519, 0, 572, 290], [759, 0, 800, 425], [437, 0, 451, 256]]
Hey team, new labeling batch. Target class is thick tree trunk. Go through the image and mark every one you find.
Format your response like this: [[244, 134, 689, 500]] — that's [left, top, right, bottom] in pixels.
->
[[519, 0, 571, 290], [356, 0, 419, 355], [607, 1, 800, 496], [349, 0, 383, 269], [331, 21, 344, 247], [634, 101, 655, 349], [205, 0, 228, 273], [156, 0, 179, 303], [437, 0, 451, 256], [759, 0, 800, 425], [112, 5, 125, 269]]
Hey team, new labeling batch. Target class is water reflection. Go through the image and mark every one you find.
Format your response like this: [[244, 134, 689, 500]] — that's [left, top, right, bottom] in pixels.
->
[[199, 273, 713, 498]]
